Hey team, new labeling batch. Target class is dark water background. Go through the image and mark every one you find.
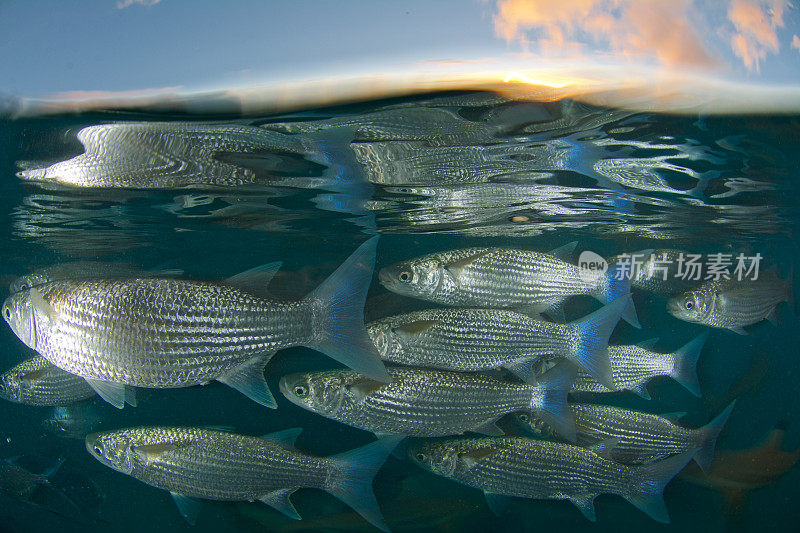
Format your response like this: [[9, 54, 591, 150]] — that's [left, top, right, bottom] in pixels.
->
[[0, 92, 798, 532]]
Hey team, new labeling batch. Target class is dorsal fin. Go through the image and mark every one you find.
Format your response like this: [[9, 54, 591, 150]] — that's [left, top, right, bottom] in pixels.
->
[[224, 261, 282, 296], [636, 338, 660, 350], [549, 241, 578, 261], [259, 428, 303, 448]]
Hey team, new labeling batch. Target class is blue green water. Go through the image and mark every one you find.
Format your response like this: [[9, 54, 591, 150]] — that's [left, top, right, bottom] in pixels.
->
[[0, 92, 797, 532]]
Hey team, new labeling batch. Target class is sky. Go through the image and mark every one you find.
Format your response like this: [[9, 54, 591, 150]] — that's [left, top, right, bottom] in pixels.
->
[[0, 0, 798, 111]]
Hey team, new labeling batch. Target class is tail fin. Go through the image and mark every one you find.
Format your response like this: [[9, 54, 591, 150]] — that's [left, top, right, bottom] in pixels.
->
[[669, 332, 709, 398], [599, 262, 639, 328], [304, 237, 390, 382], [530, 363, 576, 442], [626, 450, 696, 523], [693, 401, 736, 473], [327, 436, 403, 533], [569, 298, 626, 389]]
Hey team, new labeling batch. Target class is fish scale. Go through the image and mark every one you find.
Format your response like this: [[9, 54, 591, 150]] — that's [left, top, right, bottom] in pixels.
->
[[0, 355, 96, 405], [379, 246, 613, 315], [86, 426, 399, 531], [519, 403, 733, 471], [27, 278, 312, 387], [280, 366, 572, 438], [368, 308, 572, 371], [417, 438, 630, 500], [89, 427, 330, 501], [668, 275, 791, 331], [572, 345, 672, 393], [409, 436, 695, 523]]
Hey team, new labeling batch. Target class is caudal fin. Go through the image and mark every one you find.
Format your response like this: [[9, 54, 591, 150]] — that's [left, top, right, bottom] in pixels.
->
[[305, 237, 390, 382], [599, 262, 639, 328], [669, 332, 709, 398], [569, 298, 626, 390], [327, 436, 403, 533], [626, 450, 696, 523], [531, 363, 576, 442], [693, 401, 736, 473]]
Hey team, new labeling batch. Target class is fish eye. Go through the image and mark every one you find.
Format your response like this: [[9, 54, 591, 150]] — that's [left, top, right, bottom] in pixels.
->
[[92, 443, 104, 455], [19, 283, 28, 291], [292, 384, 309, 398], [684, 299, 694, 310], [518, 413, 530, 422], [3, 306, 10, 320], [398, 271, 412, 283], [415, 452, 427, 462]]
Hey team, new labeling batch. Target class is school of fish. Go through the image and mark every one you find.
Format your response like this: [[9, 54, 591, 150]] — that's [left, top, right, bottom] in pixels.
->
[[3, 237, 793, 531]]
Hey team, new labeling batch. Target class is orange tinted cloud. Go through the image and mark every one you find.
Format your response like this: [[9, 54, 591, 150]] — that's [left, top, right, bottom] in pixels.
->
[[493, 0, 718, 68], [728, 0, 787, 71], [793, 35, 800, 52]]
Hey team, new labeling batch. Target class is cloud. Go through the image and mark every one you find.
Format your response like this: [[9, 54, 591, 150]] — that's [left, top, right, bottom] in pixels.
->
[[728, 0, 787, 71], [117, 0, 161, 9], [727, 0, 786, 69], [793, 35, 800, 52], [492, 0, 719, 68]]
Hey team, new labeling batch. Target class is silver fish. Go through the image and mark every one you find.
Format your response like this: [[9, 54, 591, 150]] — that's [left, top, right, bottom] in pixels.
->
[[515, 402, 735, 472], [2, 238, 387, 408], [16, 122, 307, 188], [667, 273, 792, 333], [367, 299, 628, 387], [279, 365, 575, 440], [86, 426, 400, 531], [378, 245, 638, 326], [570, 334, 708, 398], [408, 436, 695, 523], [0, 355, 96, 406], [9, 261, 183, 294]]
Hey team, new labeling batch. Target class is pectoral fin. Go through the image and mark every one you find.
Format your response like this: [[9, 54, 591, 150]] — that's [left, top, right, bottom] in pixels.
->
[[170, 492, 201, 525], [132, 443, 183, 464], [85, 379, 136, 409], [259, 489, 301, 520], [344, 377, 385, 399], [483, 492, 512, 515], [445, 251, 491, 280], [570, 494, 597, 521], [20, 368, 47, 382], [29, 288, 56, 325], [459, 446, 501, 469], [392, 319, 438, 339]]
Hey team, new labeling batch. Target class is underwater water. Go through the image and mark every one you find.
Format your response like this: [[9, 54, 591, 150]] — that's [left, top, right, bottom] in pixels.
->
[[0, 91, 798, 533]]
